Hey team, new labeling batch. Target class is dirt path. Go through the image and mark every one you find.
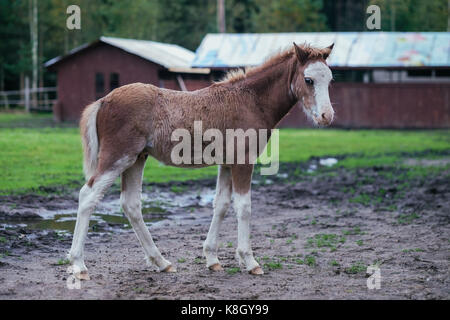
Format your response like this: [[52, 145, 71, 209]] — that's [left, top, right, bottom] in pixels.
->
[[0, 166, 449, 299]]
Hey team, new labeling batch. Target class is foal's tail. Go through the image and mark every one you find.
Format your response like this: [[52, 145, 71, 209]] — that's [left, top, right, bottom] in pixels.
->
[[80, 100, 102, 182]]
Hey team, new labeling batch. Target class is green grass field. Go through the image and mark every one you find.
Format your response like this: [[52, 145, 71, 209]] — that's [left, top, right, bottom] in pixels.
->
[[0, 112, 449, 194]]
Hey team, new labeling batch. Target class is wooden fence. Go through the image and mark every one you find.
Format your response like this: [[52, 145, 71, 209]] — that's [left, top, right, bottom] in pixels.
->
[[0, 77, 56, 112]]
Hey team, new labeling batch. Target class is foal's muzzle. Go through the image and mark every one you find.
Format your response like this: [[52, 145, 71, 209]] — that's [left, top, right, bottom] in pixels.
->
[[314, 108, 334, 126]]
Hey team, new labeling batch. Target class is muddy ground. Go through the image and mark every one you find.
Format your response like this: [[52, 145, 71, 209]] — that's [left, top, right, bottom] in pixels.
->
[[0, 159, 449, 300]]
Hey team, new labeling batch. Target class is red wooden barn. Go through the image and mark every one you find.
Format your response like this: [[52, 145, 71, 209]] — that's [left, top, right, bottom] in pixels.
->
[[45, 37, 212, 122]]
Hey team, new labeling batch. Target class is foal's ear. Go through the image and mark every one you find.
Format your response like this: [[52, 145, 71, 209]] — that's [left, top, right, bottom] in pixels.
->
[[322, 43, 334, 60], [293, 42, 309, 65]]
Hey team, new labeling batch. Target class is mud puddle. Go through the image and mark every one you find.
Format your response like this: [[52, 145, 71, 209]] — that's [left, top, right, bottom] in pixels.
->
[[0, 186, 216, 234]]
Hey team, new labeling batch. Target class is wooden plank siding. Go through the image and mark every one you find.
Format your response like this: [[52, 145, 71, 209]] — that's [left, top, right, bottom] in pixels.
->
[[279, 83, 450, 129]]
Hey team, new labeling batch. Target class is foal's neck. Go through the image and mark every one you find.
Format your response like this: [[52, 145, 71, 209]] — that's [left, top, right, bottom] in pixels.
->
[[239, 58, 298, 129]]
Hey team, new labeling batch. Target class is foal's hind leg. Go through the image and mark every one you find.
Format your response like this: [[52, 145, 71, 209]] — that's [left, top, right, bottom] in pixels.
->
[[68, 168, 123, 280], [120, 155, 174, 272], [203, 165, 232, 271]]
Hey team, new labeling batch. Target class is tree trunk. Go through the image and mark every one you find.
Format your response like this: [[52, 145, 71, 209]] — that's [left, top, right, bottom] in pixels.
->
[[217, 0, 226, 33], [29, 0, 38, 111]]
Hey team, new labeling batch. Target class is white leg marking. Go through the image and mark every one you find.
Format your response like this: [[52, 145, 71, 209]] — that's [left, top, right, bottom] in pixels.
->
[[68, 170, 119, 277], [233, 191, 260, 271], [203, 166, 232, 269], [121, 156, 172, 271]]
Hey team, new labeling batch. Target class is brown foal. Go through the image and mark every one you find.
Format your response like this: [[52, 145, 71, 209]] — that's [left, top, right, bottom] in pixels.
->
[[68, 43, 335, 279]]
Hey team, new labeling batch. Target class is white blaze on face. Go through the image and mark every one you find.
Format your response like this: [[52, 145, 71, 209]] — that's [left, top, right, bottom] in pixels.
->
[[304, 61, 334, 125]]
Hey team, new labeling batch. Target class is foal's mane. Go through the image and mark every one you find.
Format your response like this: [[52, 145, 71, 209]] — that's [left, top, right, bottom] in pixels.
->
[[218, 44, 329, 84]]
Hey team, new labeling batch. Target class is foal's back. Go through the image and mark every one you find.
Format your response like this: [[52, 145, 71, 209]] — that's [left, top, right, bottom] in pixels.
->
[[94, 82, 254, 167]]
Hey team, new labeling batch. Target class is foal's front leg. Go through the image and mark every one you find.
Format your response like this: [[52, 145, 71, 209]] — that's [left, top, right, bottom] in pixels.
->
[[203, 165, 232, 271], [231, 164, 263, 275]]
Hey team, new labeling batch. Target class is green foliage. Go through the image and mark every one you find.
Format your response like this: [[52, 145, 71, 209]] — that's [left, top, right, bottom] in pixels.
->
[[1, 1, 448, 92], [370, 0, 448, 31], [263, 260, 283, 270], [57, 258, 70, 265], [226, 267, 240, 275], [306, 233, 346, 251], [342, 227, 363, 236], [170, 185, 188, 194], [304, 255, 316, 267], [344, 261, 366, 274], [250, 0, 327, 32], [329, 259, 339, 267], [397, 213, 420, 225]]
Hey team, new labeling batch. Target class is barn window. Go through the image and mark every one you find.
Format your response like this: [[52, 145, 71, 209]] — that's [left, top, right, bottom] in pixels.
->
[[95, 73, 104, 94], [110, 73, 120, 91], [407, 69, 432, 77]]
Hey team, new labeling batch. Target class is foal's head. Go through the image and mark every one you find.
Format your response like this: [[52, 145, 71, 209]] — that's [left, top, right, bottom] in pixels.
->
[[290, 43, 334, 126]]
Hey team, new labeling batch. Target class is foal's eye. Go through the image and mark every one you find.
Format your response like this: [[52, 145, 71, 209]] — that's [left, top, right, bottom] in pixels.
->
[[305, 77, 314, 85]]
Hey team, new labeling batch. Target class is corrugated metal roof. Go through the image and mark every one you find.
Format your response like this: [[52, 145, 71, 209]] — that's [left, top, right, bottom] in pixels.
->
[[191, 32, 450, 68], [45, 36, 196, 69]]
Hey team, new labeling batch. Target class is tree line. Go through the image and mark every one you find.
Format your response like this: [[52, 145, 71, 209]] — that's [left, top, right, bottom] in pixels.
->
[[0, 0, 447, 91]]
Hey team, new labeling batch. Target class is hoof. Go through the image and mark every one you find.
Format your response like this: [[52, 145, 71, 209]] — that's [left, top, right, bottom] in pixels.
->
[[162, 265, 177, 273], [209, 263, 224, 271], [249, 266, 264, 275], [74, 270, 90, 281]]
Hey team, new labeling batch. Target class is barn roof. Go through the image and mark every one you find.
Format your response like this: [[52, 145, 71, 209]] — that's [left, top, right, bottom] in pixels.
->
[[191, 32, 450, 69], [44, 36, 197, 69]]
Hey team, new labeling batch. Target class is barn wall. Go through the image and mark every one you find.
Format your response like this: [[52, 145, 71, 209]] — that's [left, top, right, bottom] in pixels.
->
[[159, 77, 212, 91], [54, 43, 162, 122], [279, 82, 450, 129]]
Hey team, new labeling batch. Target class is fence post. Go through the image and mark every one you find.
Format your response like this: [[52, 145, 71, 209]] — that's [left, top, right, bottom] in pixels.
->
[[24, 76, 30, 112], [1, 93, 9, 110]]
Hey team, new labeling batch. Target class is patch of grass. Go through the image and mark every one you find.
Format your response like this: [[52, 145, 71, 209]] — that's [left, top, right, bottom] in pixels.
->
[[2, 250, 11, 257], [286, 234, 297, 244], [170, 185, 188, 193], [57, 258, 70, 265], [384, 204, 398, 212], [1, 118, 449, 194], [0, 236, 7, 243], [342, 226, 363, 236], [402, 248, 424, 253], [194, 258, 202, 264], [133, 287, 145, 294], [306, 233, 346, 251], [344, 261, 366, 274], [177, 258, 186, 263], [305, 255, 316, 267], [330, 259, 340, 267], [226, 267, 240, 275], [356, 240, 364, 246], [397, 213, 420, 225], [226, 241, 233, 248], [349, 194, 372, 206], [263, 261, 283, 270]]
